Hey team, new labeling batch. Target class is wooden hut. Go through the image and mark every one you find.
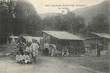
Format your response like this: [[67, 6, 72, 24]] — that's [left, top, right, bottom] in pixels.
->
[[85, 32, 110, 56], [42, 31, 85, 56], [91, 32, 110, 56]]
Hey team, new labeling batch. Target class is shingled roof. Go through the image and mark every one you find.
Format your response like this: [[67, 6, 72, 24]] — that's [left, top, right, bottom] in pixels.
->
[[43, 31, 84, 40]]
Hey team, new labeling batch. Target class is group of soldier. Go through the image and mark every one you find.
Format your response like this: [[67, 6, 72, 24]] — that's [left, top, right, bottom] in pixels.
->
[[15, 36, 39, 64]]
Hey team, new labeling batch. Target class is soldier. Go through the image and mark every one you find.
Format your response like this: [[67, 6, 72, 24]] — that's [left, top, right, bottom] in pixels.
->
[[30, 40, 39, 63]]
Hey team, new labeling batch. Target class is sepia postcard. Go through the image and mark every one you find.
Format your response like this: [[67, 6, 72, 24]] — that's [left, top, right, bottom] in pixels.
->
[[0, 0, 109, 73]]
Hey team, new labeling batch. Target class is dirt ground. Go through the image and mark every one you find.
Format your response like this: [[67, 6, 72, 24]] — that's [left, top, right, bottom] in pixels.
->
[[57, 55, 109, 73], [0, 56, 106, 73]]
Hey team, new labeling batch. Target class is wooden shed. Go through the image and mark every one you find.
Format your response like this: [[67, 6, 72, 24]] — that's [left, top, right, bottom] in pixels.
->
[[85, 32, 110, 56], [8, 35, 18, 44], [42, 31, 85, 56], [91, 32, 110, 56]]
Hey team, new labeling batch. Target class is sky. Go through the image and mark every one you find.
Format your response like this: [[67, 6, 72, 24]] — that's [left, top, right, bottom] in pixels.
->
[[28, 0, 105, 14]]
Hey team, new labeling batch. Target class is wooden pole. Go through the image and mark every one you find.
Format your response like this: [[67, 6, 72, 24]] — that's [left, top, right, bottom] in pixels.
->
[[96, 38, 100, 57]]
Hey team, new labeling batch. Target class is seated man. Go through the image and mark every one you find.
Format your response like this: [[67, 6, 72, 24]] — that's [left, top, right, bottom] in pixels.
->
[[62, 47, 69, 56], [24, 53, 32, 64]]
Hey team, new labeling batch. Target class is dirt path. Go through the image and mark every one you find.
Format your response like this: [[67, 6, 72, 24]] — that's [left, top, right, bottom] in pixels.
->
[[0, 56, 104, 73]]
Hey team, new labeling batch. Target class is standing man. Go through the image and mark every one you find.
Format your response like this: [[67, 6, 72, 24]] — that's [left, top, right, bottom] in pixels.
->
[[44, 43, 49, 56], [31, 40, 39, 63]]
